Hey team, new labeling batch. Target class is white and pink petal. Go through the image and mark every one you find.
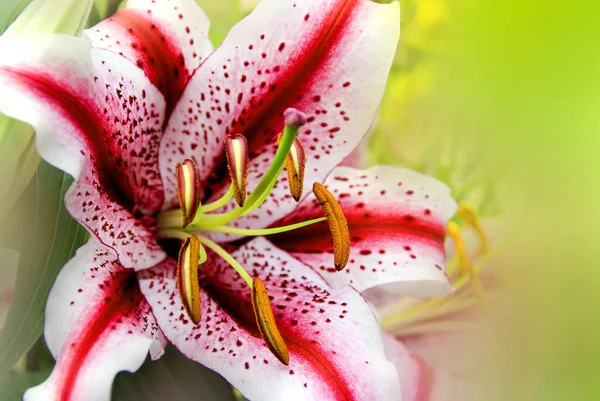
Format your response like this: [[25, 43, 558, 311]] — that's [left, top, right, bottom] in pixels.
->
[[86, 0, 213, 114], [138, 237, 400, 401], [25, 239, 166, 401], [273, 165, 458, 296], [0, 34, 167, 269], [159, 0, 401, 232]]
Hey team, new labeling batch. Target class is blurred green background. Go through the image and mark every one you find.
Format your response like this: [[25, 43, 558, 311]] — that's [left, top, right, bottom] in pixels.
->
[[0, 0, 599, 400]]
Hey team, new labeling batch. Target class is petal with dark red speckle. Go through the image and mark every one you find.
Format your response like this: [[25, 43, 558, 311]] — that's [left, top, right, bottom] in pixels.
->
[[86, 0, 213, 115], [160, 0, 400, 236], [0, 34, 167, 269], [24, 239, 167, 401], [138, 237, 400, 401], [274, 166, 458, 297]]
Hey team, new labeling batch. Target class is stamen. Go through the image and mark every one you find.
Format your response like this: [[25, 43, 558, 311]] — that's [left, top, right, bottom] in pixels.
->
[[456, 203, 489, 256], [447, 221, 485, 297], [187, 108, 306, 230], [225, 134, 249, 207], [278, 133, 306, 202], [176, 159, 201, 227], [195, 235, 253, 287], [251, 277, 290, 365], [176, 235, 202, 325], [312, 182, 350, 271]]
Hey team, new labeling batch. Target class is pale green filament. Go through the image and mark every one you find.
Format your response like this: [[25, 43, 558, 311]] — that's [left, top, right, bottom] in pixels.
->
[[158, 185, 236, 229], [158, 229, 253, 286], [203, 217, 326, 236], [198, 241, 208, 265], [200, 184, 235, 213], [196, 235, 253, 287], [158, 229, 189, 241], [156, 209, 183, 229]]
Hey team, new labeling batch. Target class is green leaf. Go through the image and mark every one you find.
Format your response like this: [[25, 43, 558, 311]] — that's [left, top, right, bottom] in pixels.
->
[[113, 346, 237, 401], [0, 369, 51, 400], [0, 160, 88, 373], [0, 0, 33, 33]]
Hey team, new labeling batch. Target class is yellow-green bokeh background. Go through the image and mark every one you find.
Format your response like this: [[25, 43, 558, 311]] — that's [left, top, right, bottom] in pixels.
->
[[380, 1, 600, 400]]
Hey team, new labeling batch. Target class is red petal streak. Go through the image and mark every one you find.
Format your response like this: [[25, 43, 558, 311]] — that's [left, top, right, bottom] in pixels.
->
[[25, 241, 166, 401], [273, 166, 458, 296], [110, 10, 186, 113], [59, 275, 142, 401], [160, 0, 400, 223], [86, 0, 213, 116], [0, 36, 167, 269], [139, 237, 400, 401]]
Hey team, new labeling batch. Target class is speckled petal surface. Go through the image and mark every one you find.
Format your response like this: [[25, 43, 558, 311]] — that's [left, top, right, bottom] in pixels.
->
[[0, 34, 167, 269], [86, 0, 213, 114], [273, 166, 458, 297], [138, 237, 400, 401], [159, 0, 400, 233], [24, 239, 167, 401]]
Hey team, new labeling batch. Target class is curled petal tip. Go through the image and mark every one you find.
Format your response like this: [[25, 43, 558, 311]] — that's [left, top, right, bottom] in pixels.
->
[[225, 134, 249, 207], [177, 235, 202, 325], [283, 108, 307, 127], [176, 159, 201, 227], [313, 182, 350, 271], [251, 278, 290, 365]]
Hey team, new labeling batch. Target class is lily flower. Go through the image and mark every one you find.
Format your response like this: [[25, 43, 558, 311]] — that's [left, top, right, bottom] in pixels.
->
[[0, 0, 458, 399]]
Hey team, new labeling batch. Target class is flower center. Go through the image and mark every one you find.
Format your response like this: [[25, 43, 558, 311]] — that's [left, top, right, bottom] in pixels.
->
[[154, 108, 350, 365]]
